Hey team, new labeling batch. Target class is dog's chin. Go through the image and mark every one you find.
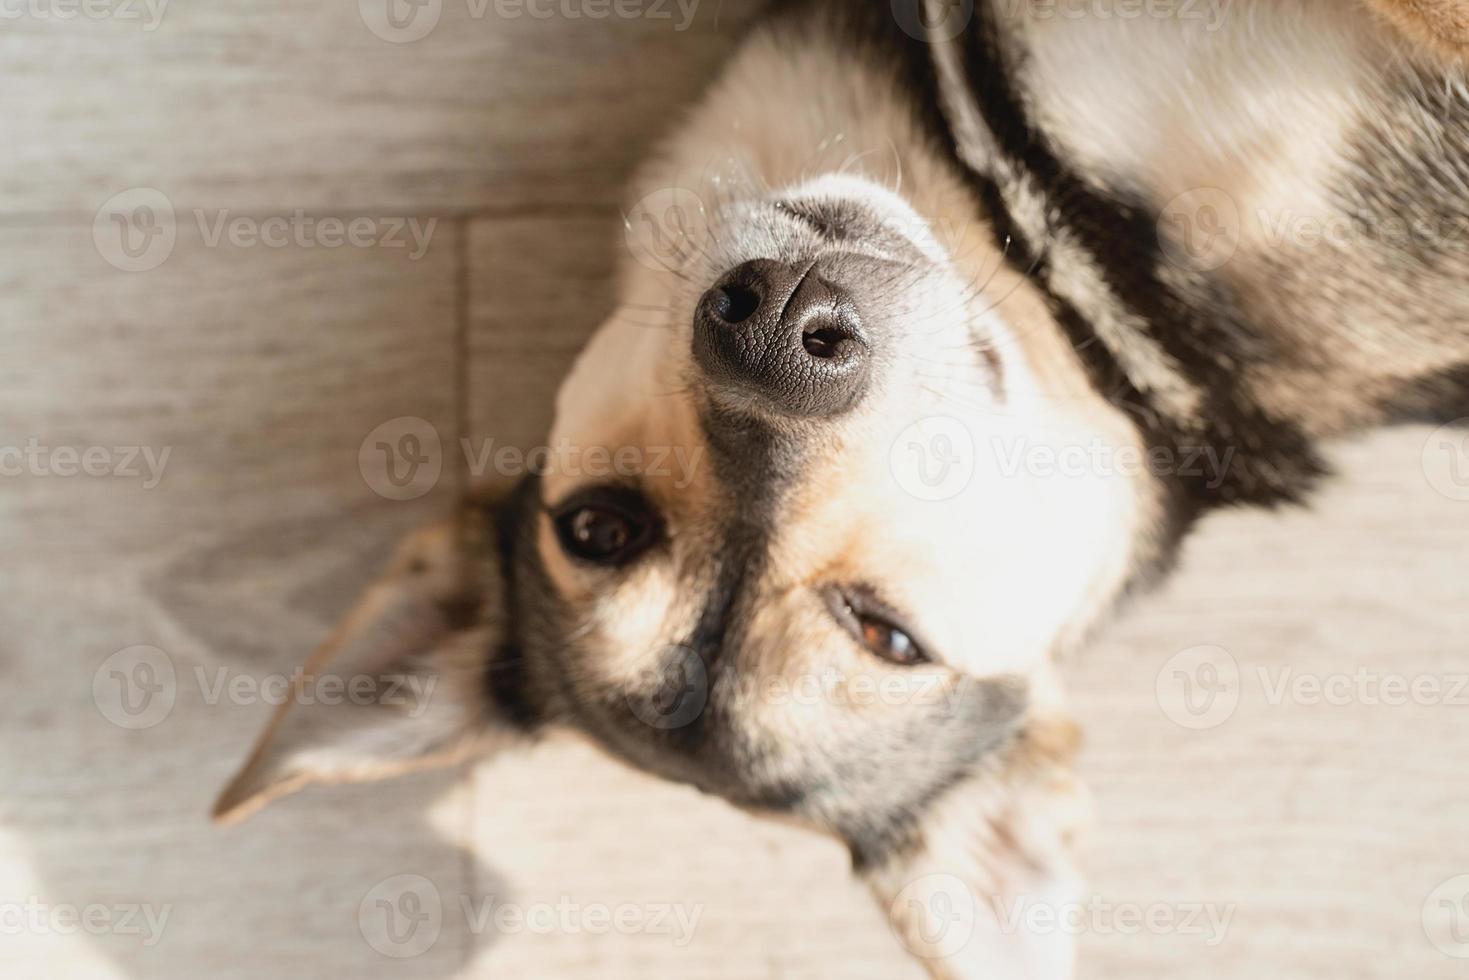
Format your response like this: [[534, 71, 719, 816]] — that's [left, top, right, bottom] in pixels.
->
[[530, 625, 1038, 860], [522, 641, 801, 814]]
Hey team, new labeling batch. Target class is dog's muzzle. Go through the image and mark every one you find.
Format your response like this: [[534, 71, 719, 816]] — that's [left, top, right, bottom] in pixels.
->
[[692, 257, 872, 418]]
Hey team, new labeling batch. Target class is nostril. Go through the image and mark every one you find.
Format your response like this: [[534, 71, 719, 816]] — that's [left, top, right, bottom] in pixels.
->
[[709, 283, 761, 324], [801, 324, 849, 358], [800, 311, 863, 359]]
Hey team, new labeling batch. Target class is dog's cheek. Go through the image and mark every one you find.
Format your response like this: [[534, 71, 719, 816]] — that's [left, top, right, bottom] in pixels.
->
[[740, 663, 1031, 862]]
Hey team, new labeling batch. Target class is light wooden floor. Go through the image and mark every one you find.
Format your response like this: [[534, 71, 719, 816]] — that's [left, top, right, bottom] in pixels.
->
[[3, 3, 1468, 977]]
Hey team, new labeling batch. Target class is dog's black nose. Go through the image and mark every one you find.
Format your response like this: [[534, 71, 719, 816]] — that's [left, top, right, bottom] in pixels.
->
[[692, 258, 870, 418]]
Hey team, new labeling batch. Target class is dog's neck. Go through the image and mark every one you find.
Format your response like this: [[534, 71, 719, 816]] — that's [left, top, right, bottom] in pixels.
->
[[924, 0, 1469, 513], [716, 1, 1469, 535]]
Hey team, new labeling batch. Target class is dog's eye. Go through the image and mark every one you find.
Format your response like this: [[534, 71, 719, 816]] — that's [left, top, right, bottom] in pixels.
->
[[824, 585, 930, 666], [551, 487, 660, 566], [857, 617, 922, 665]]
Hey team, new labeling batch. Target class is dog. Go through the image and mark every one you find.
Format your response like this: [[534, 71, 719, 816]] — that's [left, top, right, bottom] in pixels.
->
[[213, 2, 1469, 975]]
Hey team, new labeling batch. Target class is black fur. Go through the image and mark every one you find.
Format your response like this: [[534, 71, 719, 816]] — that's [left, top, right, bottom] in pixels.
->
[[483, 476, 549, 733], [961, 8, 1328, 507], [793, 0, 1332, 541]]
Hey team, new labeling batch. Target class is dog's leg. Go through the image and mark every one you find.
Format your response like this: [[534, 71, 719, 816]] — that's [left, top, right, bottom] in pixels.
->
[[861, 720, 1088, 980]]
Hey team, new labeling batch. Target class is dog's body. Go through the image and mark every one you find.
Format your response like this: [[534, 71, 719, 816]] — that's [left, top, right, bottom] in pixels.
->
[[217, 3, 1469, 976]]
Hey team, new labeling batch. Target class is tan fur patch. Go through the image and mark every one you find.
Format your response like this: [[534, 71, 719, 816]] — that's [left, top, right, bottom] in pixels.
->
[[1364, 0, 1469, 59]]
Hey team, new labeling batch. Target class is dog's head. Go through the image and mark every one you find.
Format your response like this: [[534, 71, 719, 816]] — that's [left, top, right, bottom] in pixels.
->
[[522, 172, 1154, 860], [216, 172, 1152, 872]]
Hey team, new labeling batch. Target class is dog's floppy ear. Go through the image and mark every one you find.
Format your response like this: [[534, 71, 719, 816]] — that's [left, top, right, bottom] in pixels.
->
[[212, 496, 513, 825]]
